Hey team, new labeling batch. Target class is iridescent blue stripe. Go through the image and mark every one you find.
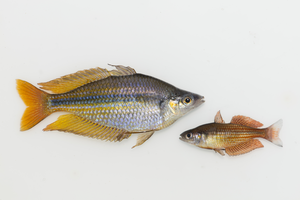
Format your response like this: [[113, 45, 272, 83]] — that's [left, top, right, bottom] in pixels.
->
[[50, 94, 147, 106]]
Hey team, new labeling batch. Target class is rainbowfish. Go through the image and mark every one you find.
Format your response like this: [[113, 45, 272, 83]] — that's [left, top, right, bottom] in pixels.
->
[[17, 64, 204, 148], [180, 111, 282, 156]]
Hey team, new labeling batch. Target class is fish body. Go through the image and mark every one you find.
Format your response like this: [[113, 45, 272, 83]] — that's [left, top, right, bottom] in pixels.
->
[[17, 65, 204, 148], [48, 74, 194, 132], [180, 111, 282, 156]]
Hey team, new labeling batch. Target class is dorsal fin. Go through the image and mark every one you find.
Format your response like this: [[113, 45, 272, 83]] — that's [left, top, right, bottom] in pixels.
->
[[38, 64, 136, 94], [230, 115, 263, 128], [214, 110, 225, 123], [108, 64, 137, 75]]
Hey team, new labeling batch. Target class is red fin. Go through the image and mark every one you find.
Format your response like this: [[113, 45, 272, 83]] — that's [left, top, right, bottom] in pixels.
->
[[43, 114, 131, 142], [225, 139, 264, 156], [230, 115, 263, 128], [265, 119, 283, 147], [214, 110, 225, 123], [16, 79, 50, 131]]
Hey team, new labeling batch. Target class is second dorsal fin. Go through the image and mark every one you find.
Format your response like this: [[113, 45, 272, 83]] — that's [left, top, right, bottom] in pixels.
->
[[38, 64, 136, 94], [230, 115, 263, 128]]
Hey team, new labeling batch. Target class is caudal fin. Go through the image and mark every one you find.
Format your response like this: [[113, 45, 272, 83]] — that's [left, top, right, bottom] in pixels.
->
[[265, 119, 283, 147], [16, 79, 50, 131]]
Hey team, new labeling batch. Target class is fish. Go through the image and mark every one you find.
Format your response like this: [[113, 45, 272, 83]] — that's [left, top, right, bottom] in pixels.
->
[[179, 111, 282, 156], [17, 64, 204, 148]]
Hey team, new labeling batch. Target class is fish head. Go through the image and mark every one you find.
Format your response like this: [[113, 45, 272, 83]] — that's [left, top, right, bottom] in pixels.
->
[[168, 91, 204, 117], [179, 125, 209, 147], [179, 129, 203, 146]]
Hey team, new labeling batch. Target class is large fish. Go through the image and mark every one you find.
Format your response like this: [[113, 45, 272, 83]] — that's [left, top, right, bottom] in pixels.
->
[[180, 111, 282, 156], [17, 64, 204, 148]]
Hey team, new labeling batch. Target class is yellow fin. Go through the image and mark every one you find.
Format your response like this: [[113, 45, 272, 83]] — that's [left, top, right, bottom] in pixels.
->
[[225, 139, 264, 156], [16, 79, 51, 131], [132, 131, 154, 148], [230, 115, 263, 128], [214, 110, 225, 123], [43, 114, 131, 142], [38, 64, 136, 94]]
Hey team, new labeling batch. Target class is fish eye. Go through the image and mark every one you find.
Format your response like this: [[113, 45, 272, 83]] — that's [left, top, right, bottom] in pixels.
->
[[183, 97, 192, 104], [186, 133, 192, 139]]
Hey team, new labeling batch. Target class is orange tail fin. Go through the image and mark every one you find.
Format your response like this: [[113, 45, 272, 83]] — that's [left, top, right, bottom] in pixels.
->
[[265, 119, 283, 147], [16, 79, 51, 131]]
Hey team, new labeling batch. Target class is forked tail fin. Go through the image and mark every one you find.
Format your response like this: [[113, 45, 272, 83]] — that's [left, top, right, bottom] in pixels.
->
[[265, 119, 283, 147], [16, 79, 50, 131]]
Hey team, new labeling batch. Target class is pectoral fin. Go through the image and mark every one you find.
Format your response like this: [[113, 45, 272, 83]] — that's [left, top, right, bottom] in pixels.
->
[[214, 111, 225, 123], [38, 64, 136, 94], [225, 139, 264, 156], [43, 114, 131, 142], [132, 131, 154, 148]]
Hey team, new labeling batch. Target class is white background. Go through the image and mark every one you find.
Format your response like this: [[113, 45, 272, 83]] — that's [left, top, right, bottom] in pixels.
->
[[1, 1, 299, 200]]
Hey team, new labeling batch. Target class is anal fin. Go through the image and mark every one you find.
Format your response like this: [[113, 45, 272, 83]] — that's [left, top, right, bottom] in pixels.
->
[[225, 139, 264, 156], [132, 131, 154, 148], [43, 114, 131, 142]]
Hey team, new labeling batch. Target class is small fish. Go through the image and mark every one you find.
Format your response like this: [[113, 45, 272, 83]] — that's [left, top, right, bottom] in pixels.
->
[[180, 111, 282, 156], [17, 64, 204, 148]]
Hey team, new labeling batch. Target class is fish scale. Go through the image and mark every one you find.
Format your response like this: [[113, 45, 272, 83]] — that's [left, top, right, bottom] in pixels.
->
[[198, 123, 266, 149], [49, 85, 163, 131], [17, 65, 204, 147], [180, 111, 282, 156]]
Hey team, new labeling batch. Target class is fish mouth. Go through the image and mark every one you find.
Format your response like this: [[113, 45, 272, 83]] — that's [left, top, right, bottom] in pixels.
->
[[200, 96, 205, 103], [179, 133, 185, 141], [195, 95, 205, 105]]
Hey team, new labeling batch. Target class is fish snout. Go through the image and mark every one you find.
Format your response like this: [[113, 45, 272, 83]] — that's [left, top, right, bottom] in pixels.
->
[[194, 94, 205, 107], [179, 134, 184, 141], [179, 131, 190, 142]]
